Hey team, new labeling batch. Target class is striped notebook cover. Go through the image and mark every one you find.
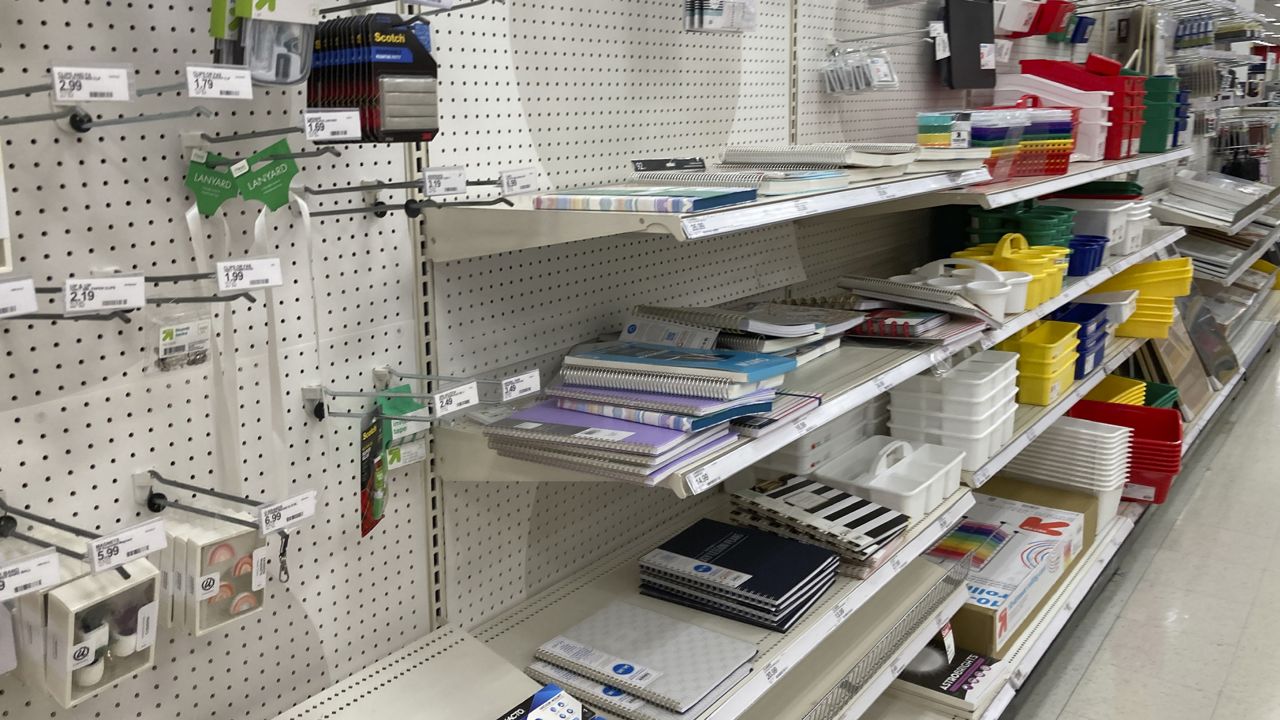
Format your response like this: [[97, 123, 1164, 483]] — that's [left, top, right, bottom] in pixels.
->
[[731, 476, 911, 552], [727, 506, 907, 567]]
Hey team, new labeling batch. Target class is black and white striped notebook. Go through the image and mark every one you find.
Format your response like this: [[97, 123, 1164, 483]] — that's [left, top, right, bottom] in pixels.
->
[[732, 476, 911, 552]]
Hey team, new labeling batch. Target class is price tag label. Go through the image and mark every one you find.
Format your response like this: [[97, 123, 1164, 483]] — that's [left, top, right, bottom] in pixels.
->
[[684, 218, 709, 237], [135, 602, 158, 652], [934, 33, 951, 61], [416, 0, 455, 7], [434, 381, 480, 417], [230, 160, 251, 178], [939, 512, 954, 529], [873, 377, 890, 393], [423, 166, 468, 197], [386, 440, 428, 470], [890, 656, 907, 676], [889, 554, 907, 573], [303, 109, 362, 142], [251, 546, 270, 591], [973, 467, 991, 484], [995, 38, 1014, 63], [499, 167, 540, 196], [258, 490, 318, 535], [501, 370, 541, 402], [88, 518, 166, 574], [0, 278, 38, 319], [686, 467, 723, 494], [1025, 427, 1041, 444], [793, 199, 810, 214], [0, 549, 60, 602], [51, 64, 131, 103], [762, 659, 791, 685], [929, 20, 945, 36], [832, 599, 854, 622], [874, 184, 892, 200], [63, 275, 145, 316], [979, 43, 997, 70], [794, 419, 810, 435], [215, 257, 283, 293], [194, 572, 221, 601], [185, 64, 253, 100]]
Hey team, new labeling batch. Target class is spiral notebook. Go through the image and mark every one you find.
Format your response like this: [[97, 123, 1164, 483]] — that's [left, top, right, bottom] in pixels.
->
[[640, 518, 839, 611], [483, 402, 699, 455], [545, 383, 776, 416], [489, 425, 731, 467], [721, 143, 919, 168], [717, 330, 826, 353], [551, 397, 772, 432], [565, 342, 797, 382], [490, 432, 738, 485], [635, 304, 863, 338], [639, 572, 835, 632], [633, 169, 850, 195], [525, 660, 751, 720], [535, 601, 757, 712], [559, 366, 785, 401]]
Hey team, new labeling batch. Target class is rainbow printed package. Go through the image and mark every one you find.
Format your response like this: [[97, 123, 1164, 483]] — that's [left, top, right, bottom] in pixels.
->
[[939, 493, 1083, 656]]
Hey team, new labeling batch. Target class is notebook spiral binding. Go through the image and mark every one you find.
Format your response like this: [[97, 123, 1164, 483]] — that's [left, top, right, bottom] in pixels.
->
[[639, 564, 779, 609], [635, 170, 768, 187], [487, 419, 663, 454], [559, 366, 750, 401]]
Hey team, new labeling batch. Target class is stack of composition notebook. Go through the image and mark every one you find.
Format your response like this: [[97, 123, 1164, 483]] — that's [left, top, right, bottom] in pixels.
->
[[483, 341, 796, 485], [526, 600, 757, 720], [729, 476, 914, 578], [639, 518, 840, 632]]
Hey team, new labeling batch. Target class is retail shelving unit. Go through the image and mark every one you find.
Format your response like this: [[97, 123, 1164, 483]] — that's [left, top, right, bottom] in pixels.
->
[[434, 228, 1184, 496], [423, 170, 991, 261]]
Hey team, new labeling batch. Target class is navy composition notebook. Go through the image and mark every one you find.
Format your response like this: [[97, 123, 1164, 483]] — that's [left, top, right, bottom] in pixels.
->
[[640, 518, 838, 610]]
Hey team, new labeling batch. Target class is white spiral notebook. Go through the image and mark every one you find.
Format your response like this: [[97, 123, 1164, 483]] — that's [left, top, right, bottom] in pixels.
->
[[721, 143, 919, 168], [526, 660, 751, 720], [535, 601, 757, 712], [558, 366, 786, 400]]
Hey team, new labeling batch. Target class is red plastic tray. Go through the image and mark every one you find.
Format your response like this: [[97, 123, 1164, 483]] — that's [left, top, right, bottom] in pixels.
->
[[1068, 399, 1183, 442]]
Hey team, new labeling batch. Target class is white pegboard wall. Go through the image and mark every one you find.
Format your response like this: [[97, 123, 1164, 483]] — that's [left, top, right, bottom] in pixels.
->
[[790, 210, 937, 296], [0, 2, 433, 718], [427, 0, 793, 197]]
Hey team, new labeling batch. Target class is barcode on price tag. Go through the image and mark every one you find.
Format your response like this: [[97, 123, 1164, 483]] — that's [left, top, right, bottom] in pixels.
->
[[0, 278, 38, 319], [433, 382, 480, 417], [258, 490, 318, 535], [303, 109, 362, 142], [215, 257, 283, 293], [185, 64, 253, 100], [683, 218, 709, 237], [63, 275, 146, 315], [500, 370, 541, 402], [889, 554, 907, 573], [0, 548, 60, 602], [874, 185, 892, 200], [51, 64, 132, 103], [499, 167, 540, 196], [251, 546, 270, 591], [423, 166, 468, 197], [88, 518, 166, 574], [794, 419, 810, 435], [832, 599, 854, 622]]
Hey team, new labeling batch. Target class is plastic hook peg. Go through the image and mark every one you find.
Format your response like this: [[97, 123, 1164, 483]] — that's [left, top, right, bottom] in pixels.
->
[[146, 492, 168, 514], [0, 514, 16, 538], [68, 110, 94, 134]]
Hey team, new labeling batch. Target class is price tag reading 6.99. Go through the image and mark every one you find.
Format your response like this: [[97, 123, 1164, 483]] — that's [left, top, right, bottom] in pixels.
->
[[258, 490, 318, 535]]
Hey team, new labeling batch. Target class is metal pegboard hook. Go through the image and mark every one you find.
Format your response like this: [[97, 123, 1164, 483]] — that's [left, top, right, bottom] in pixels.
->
[[200, 126, 304, 144], [319, 0, 503, 17], [404, 195, 514, 218], [134, 81, 187, 97], [144, 492, 259, 531], [71, 105, 212, 132], [0, 513, 86, 563], [1, 310, 133, 323], [303, 178, 500, 196], [142, 469, 263, 509], [202, 146, 342, 168], [0, 106, 84, 128], [834, 27, 931, 45], [0, 497, 129, 578], [0, 81, 53, 99]]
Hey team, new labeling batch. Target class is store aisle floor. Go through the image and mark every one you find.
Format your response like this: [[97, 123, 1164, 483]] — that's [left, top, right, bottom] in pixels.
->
[[1014, 342, 1280, 720]]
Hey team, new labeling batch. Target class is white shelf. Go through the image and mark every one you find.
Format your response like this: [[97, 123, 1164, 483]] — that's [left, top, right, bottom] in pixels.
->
[[435, 227, 1184, 496], [422, 169, 991, 261], [918, 149, 1194, 210], [1154, 193, 1280, 237], [272, 626, 541, 719], [966, 337, 1149, 488], [473, 490, 976, 720]]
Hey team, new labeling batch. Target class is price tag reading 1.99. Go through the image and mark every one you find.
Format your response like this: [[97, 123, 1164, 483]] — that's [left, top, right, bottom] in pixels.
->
[[215, 257, 284, 294]]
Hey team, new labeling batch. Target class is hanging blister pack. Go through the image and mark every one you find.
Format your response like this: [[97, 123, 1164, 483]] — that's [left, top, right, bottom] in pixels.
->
[[148, 306, 213, 373], [308, 14, 439, 143]]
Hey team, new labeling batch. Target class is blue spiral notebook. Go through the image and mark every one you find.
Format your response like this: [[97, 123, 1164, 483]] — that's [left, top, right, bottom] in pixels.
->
[[564, 342, 796, 383]]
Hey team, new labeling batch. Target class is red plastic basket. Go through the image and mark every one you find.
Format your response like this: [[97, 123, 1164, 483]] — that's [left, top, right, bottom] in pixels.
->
[[981, 95, 1079, 177], [1068, 400, 1183, 503]]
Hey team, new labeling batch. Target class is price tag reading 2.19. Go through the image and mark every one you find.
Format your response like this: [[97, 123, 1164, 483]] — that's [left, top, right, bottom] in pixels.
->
[[63, 275, 146, 316]]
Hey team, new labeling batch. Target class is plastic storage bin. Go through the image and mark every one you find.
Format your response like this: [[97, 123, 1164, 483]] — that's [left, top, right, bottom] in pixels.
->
[[889, 404, 1017, 471], [1019, 353, 1078, 404], [1016, 320, 1081, 361], [816, 437, 964, 516], [890, 386, 1019, 434], [890, 375, 1018, 416], [1051, 303, 1110, 337]]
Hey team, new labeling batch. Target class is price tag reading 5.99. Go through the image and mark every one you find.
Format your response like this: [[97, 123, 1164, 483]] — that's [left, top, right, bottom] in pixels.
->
[[63, 276, 146, 316], [87, 519, 167, 574]]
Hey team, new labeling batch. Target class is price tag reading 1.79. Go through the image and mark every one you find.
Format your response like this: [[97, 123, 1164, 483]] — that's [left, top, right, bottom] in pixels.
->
[[258, 490, 318, 535], [87, 519, 167, 574], [423, 166, 468, 197], [185, 64, 253, 100]]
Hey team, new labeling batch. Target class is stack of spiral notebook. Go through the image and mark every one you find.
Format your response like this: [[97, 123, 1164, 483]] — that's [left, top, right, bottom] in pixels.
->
[[640, 518, 840, 632], [729, 476, 914, 578], [483, 341, 797, 485], [716, 143, 920, 183]]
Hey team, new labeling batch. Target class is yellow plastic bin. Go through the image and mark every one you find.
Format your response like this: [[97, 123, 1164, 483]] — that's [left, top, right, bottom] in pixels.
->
[[1087, 375, 1146, 404], [1017, 321, 1082, 363], [1116, 313, 1174, 339], [1018, 343, 1080, 377], [1019, 353, 1079, 405]]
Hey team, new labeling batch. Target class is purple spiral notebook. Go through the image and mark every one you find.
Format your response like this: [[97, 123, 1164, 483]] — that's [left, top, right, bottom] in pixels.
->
[[484, 401, 697, 455], [544, 384, 776, 416]]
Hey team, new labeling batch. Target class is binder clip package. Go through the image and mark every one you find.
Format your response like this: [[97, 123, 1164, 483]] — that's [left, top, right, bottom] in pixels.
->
[[493, 684, 606, 720], [309, 14, 440, 143]]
